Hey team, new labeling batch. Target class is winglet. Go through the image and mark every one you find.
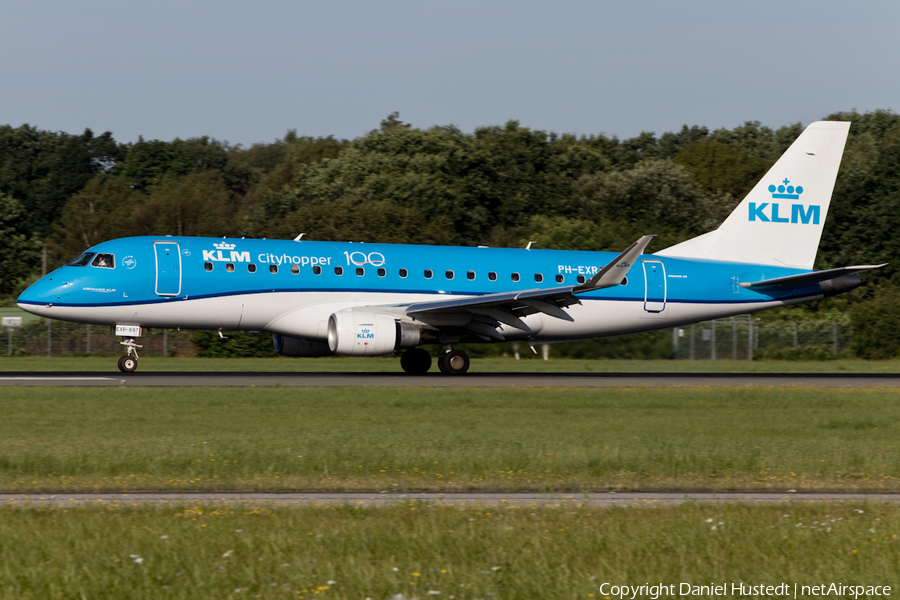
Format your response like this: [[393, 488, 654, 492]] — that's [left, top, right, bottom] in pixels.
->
[[574, 235, 656, 293]]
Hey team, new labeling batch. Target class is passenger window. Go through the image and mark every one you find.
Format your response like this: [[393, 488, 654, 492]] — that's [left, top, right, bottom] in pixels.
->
[[204, 262, 213, 272], [488, 272, 497, 281], [399, 268, 408, 278], [335, 266, 343, 276], [534, 273, 543, 283], [313, 265, 322, 275], [556, 274, 564, 283], [270, 264, 278, 274], [226, 263, 235, 272], [511, 272, 520, 282], [65, 252, 95, 267], [467, 271, 475, 280], [577, 274, 586, 284], [248, 263, 257, 273], [377, 268, 386, 277], [291, 265, 300, 274], [445, 270, 454, 280], [424, 269, 433, 279], [356, 267, 365, 276], [91, 253, 115, 269]]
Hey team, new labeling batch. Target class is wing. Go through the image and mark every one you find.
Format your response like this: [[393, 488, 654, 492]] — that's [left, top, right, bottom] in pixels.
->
[[358, 235, 655, 342]]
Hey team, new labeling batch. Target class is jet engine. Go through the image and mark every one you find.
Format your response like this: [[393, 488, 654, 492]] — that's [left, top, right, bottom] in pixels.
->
[[272, 334, 334, 357], [327, 311, 421, 356]]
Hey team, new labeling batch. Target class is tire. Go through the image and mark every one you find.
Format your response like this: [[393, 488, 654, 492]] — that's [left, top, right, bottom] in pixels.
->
[[400, 348, 432, 374], [437, 352, 449, 375], [119, 355, 138, 373], [440, 349, 469, 375]]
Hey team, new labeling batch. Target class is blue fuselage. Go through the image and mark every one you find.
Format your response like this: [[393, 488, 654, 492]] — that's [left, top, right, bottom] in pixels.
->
[[17, 236, 821, 342]]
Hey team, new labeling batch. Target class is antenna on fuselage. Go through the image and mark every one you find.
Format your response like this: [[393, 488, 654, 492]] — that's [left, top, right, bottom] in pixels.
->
[[294, 233, 305, 242], [525, 241, 535, 250]]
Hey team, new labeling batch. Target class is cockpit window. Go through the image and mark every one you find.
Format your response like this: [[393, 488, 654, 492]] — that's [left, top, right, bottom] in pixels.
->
[[64, 252, 95, 267], [91, 254, 115, 269]]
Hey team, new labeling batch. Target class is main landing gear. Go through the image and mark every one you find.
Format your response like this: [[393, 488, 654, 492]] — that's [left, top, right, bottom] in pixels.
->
[[117, 338, 142, 373], [438, 348, 470, 375], [400, 347, 432, 374], [400, 347, 470, 375]]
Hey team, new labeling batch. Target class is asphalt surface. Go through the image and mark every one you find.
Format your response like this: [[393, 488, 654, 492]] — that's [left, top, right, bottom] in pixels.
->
[[1, 371, 900, 387], [1, 491, 898, 506]]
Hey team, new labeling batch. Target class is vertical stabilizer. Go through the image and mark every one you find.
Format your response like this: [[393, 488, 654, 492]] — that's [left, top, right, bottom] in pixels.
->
[[656, 121, 850, 269]]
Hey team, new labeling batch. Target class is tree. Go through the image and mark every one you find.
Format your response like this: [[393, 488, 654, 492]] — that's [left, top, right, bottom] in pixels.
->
[[50, 176, 141, 263], [379, 111, 411, 132], [259, 121, 610, 245], [264, 199, 456, 246], [708, 121, 802, 162], [850, 285, 900, 359], [131, 171, 237, 237], [0, 194, 41, 295], [253, 136, 349, 197], [0, 125, 123, 237], [519, 215, 673, 253], [570, 159, 736, 237], [657, 125, 710, 159], [818, 111, 900, 280], [117, 136, 255, 198], [673, 139, 770, 199]]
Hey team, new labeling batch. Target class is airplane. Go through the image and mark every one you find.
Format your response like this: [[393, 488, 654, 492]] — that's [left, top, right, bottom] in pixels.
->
[[17, 120, 884, 375]]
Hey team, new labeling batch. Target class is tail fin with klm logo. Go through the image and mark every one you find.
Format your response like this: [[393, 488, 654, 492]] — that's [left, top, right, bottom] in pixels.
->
[[656, 120, 850, 269]]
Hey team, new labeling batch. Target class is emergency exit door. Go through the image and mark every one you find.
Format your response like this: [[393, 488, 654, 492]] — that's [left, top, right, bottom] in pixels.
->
[[643, 260, 666, 312], [154, 242, 182, 296]]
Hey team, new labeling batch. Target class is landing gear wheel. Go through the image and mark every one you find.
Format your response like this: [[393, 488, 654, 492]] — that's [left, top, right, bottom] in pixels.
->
[[400, 348, 432, 374], [118, 355, 138, 373], [438, 349, 469, 375]]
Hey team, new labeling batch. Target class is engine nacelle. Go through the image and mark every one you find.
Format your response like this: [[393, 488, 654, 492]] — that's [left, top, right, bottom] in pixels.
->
[[327, 311, 421, 356], [272, 334, 334, 357]]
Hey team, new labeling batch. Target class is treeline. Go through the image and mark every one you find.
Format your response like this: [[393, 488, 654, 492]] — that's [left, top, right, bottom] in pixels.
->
[[2, 110, 899, 357]]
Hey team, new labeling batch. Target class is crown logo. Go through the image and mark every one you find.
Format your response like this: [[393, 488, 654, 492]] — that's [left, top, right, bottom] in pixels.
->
[[361, 328, 370, 333], [214, 241, 236, 250], [768, 179, 803, 200]]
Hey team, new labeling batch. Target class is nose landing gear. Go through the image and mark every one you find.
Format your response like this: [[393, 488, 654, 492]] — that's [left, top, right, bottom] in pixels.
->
[[117, 338, 142, 373]]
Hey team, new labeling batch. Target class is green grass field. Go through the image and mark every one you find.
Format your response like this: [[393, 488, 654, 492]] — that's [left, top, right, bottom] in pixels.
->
[[3, 387, 900, 493], [0, 502, 896, 599], [2, 355, 900, 372]]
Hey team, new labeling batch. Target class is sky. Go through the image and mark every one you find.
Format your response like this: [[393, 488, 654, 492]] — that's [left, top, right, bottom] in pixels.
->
[[1, 0, 898, 146]]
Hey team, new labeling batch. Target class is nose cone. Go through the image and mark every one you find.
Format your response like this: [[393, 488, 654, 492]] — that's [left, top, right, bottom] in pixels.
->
[[17, 276, 58, 315], [17, 283, 42, 315]]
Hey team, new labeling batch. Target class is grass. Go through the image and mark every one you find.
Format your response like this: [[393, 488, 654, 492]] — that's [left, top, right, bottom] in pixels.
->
[[2, 355, 900, 372], [0, 502, 897, 599], [3, 387, 900, 493]]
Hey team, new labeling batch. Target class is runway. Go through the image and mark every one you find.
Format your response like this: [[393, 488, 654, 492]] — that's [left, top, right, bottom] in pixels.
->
[[1, 491, 898, 506], [1, 371, 900, 387]]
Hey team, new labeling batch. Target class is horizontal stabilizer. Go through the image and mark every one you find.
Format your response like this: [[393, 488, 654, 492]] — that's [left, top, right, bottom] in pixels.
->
[[739, 264, 887, 289]]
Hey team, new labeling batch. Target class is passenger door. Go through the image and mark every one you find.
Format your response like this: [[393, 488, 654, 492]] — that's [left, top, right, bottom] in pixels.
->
[[642, 260, 666, 313], [154, 241, 182, 296]]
